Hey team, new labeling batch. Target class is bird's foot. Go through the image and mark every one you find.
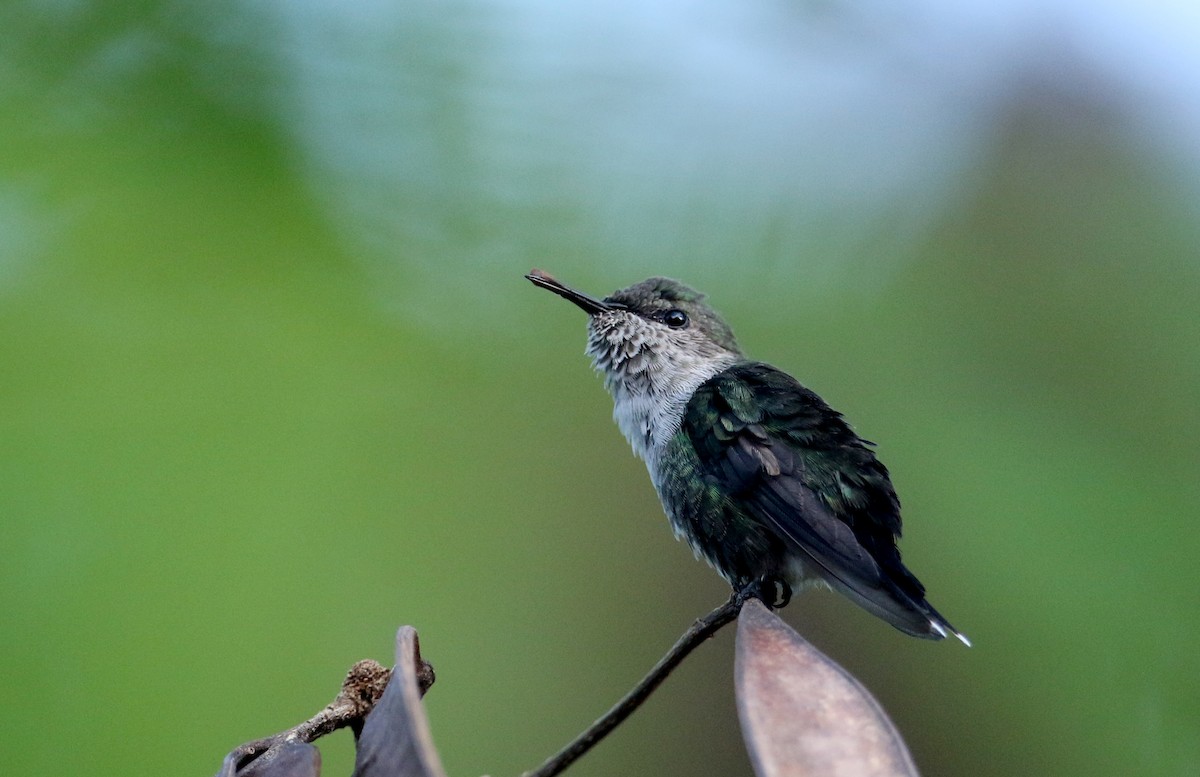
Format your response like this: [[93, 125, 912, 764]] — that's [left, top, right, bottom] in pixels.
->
[[762, 576, 792, 609], [733, 576, 792, 610]]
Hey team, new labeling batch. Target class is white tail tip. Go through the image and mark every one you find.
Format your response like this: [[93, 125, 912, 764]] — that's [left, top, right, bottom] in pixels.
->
[[931, 619, 972, 647]]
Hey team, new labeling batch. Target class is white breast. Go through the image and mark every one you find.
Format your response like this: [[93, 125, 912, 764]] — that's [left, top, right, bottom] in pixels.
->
[[606, 356, 737, 476]]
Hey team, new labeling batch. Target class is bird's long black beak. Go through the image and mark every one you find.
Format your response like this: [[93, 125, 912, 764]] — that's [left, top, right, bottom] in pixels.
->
[[525, 269, 618, 315]]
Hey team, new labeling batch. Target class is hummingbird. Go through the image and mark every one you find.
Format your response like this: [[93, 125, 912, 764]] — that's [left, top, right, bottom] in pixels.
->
[[526, 269, 968, 644]]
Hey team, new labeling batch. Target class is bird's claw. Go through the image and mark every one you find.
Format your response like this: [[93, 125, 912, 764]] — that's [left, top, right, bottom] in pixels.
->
[[734, 576, 792, 610]]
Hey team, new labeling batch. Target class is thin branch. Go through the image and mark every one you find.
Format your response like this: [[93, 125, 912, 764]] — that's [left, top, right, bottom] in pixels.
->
[[523, 587, 759, 777], [220, 659, 395, 776]]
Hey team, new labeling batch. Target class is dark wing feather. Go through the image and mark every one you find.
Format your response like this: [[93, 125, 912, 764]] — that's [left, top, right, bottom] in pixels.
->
[[684, 362, 962, 641]]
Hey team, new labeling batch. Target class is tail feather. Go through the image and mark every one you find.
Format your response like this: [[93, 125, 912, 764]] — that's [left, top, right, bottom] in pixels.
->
[[816, 568, 971, 645], [924, 603, 972, 647]]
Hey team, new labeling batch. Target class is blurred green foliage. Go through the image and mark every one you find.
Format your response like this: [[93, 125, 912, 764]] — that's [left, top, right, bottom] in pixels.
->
[[2, 3, 1198, 777]]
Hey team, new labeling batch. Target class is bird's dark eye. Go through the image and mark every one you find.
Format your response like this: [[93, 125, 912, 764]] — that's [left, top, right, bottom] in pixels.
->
[[663, 309, 689, 329]]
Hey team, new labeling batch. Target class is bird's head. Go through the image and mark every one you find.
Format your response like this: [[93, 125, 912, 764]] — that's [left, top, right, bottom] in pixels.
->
[[526, 270, 742, 396]]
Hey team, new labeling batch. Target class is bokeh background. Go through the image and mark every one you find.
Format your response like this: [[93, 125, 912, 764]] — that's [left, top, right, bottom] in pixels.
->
[[3, 1, 1198, 775]]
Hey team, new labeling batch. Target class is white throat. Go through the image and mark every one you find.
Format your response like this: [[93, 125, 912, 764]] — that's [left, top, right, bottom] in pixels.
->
[[607, 373, 710, 468], [590, 323, 739, 470]]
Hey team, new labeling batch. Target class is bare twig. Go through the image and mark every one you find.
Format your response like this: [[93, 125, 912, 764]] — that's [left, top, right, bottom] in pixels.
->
[[523, 587, 759, 777], [220, 659, 399, 776]]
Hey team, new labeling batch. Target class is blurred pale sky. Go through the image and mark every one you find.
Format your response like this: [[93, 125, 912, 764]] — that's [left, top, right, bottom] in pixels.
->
[[255, 0, 1200, 291], [3, 0, 1199, 315]]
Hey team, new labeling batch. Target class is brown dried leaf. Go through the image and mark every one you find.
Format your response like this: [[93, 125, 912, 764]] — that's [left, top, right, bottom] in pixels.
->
[[236, 742, 322, 777], [351, 626, 447, 777], [735, 599, 920, 777]]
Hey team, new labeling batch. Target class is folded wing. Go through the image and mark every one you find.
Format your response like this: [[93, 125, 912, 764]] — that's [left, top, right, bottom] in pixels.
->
[[684, 362, 964, 641]]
